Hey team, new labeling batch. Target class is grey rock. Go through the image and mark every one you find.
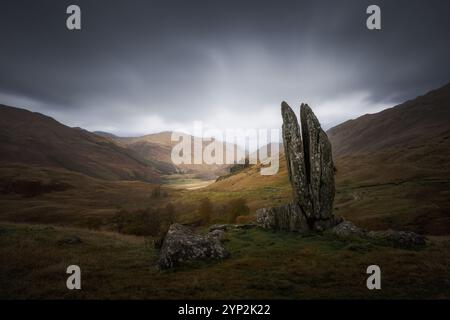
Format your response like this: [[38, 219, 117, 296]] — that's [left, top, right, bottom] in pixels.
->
[[234, 223, 257, 230], [330, 221, 426, 249], [257, 102, 338, 232], [330, 220, 366, 238], [158, 224, 229, 269], [209, 224, 231, 232], [300, 104, 335, 219], [281, 102, 311, 214], [256, 202, 309, 232], [208, 229, 226, 240], [58, 235, 82, 245], [367, 229, 426, 249], [210, 223, 257, 232]]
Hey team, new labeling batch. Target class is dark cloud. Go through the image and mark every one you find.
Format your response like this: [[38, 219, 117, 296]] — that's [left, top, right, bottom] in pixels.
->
[[0, 0, 449, 135]]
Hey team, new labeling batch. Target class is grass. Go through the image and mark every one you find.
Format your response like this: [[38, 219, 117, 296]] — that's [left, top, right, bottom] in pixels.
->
[[1, 222, 449, 299], [1, 156, 449, 233], [0, 149, 449, 299]]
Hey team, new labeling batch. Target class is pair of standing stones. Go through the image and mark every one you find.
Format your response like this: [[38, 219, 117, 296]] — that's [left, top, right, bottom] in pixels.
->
[[256, 102, 425, 248], [256, 102, 342, 232], [158, 101, 426, 269]]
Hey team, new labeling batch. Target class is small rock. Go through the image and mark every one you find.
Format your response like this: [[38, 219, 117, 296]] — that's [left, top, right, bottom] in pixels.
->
[[210, 223, 257, 232], [208, 229, 226, 240], [159, 224, 229, 269], [58, 235, 82, 245], [209, 224, 231, 232], [367, 229, 426, 249], [330, 221, 366, 238], [234, 223, 257, 230]]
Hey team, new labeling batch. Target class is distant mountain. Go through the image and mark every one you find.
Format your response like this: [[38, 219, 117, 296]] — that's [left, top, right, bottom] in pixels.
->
[[94, 131, 179, 174], [328, 83, 450, 185], [328, 83, 450, 158], [93, 131, 121, 140], [99, 131, 237, 179], [0, 105, 162, 182]]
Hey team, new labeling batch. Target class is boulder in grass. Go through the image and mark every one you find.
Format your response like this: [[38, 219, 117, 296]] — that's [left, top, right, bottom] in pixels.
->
[[330, 220, 366, 238], [158, 224, 229, 269], [367, 229, 426, 249]]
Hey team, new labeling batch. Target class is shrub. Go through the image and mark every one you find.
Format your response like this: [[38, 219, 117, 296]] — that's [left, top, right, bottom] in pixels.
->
[[151, 185, 161, 198], [111, 208, 163, 236]]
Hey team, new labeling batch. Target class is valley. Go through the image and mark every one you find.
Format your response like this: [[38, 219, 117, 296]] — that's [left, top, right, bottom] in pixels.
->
[[0, 83, 449, 299]]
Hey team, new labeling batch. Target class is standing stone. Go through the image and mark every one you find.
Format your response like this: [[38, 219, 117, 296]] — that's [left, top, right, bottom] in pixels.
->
[[257, 101, 426, 246], [281, 102, 312, 217], [300, 103, 335, 219], [256, 202, 310, 233], [257, 102, 339, 232]]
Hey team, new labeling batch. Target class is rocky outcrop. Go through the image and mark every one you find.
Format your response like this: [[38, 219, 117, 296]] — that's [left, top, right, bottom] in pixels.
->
[[255, 101, 427, 247], [158, 223, 229, 269], [57, 235, 82, 245], [330, 220, 426, 249], [367, 229, 426, 249], [256, 102, 339, 232], [330, 221, 366, 238], [209, 223, 257, 232], [256, 202, 309, 232]]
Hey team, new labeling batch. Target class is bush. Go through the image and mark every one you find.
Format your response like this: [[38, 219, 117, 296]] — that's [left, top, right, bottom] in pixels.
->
[[112, 208, 163, 236], [151, 185, 161, 198], [227, 198, 250, 223]]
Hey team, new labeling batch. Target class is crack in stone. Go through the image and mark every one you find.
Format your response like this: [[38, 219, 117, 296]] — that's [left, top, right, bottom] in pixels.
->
[[256, 102, 341, 232]]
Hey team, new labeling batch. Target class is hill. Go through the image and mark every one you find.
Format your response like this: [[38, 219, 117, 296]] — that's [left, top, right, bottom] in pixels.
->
[[98, 131, 236, 180], [0, 105, 161, 182]]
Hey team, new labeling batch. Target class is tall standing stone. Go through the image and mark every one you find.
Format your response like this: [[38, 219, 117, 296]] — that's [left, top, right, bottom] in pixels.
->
[[300, 103, 335, 219], [257, 101, 339, 232], [281, 102, 312, 217]]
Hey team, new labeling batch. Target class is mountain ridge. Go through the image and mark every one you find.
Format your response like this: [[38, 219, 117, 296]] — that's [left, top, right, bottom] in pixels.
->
[[0, 104, 162, 182]]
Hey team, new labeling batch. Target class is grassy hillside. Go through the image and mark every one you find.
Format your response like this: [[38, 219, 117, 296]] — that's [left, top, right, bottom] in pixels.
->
[[0, 105, 161, 182], [0, 164, 164, 229]]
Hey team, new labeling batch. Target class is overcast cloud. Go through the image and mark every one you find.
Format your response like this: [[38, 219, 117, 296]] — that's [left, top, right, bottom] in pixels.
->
[[0, 0, 449, 137]]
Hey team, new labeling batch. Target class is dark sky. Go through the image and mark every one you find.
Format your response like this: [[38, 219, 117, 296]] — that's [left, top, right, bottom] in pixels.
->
[[0, 0, 449, 136]]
